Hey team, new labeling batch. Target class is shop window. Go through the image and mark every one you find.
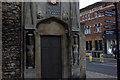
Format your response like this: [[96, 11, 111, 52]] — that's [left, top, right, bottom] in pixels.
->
[[112, 40, 115, 46]]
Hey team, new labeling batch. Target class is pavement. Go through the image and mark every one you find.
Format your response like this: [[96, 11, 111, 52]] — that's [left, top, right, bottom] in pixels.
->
[[86, 57, 117, 79], [86, 71, 117, 78]]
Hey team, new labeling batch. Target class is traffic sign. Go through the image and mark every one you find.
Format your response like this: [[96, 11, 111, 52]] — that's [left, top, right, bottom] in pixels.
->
[[118, 11, 120, 14], [98, 9, 115, 13], [106, 9, 115, 12], [118, 18, 120, 22], [104, 13, 115, 17], [104, 30, 115, 35], [104, 20, 116, 24], [104, 11, 115, 15], [104, 25, 116, 28]]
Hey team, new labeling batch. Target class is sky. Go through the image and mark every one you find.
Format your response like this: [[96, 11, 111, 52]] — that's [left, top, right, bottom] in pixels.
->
[[79, 0, 102, 9]]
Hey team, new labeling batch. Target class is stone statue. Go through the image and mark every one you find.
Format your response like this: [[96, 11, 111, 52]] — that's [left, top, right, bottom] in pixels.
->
[[26, 34, 34, 68], [73, 35, 79, 65], [27, 45, 34, 68]]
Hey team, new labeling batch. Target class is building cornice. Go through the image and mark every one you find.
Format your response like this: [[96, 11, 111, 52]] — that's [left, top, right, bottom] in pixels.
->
[[80, 4, 114, 16]]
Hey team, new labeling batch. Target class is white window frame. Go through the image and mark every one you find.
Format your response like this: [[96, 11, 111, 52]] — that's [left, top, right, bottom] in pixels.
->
[[85, 14, 87, 20], [82, 15, 84, 21], [98, 23, 102, 32], [98, 12, 101, 17], [88, 13, 90, 20], [94, 23, 102, 33], [88, 26, 91, 34], [84, 26, 91, 34], [94, 24, 98, 33], [94, 12, 97, 18]]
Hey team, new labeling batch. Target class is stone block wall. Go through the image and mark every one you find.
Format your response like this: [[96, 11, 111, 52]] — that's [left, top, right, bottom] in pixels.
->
[[2, 2, 21, 79]]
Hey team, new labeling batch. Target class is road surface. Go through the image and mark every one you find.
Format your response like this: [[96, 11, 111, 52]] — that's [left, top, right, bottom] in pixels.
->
[[86, 57, 117, 78]]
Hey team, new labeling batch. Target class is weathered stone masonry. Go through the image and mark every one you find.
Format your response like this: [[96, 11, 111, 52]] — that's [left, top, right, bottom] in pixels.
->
[[2, 2, 21, 78], [1, 2, 86, 79]]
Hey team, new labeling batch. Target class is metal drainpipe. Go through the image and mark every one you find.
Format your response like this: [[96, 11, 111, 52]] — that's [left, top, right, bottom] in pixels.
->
[[113, 2, 120, 80]]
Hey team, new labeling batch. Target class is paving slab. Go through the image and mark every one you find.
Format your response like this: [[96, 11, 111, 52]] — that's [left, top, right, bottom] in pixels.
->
[[86, 70, 117, 78]]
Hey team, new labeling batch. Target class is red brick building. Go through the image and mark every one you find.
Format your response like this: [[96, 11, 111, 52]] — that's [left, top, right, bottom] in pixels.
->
[[80, 2, 120, 57]]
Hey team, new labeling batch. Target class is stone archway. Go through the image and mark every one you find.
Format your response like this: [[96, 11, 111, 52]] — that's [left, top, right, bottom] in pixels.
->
[[35, 17, 69, 78]]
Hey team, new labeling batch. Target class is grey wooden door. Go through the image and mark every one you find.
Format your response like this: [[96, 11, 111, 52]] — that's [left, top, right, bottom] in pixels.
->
[[41, 36, 62, 78]]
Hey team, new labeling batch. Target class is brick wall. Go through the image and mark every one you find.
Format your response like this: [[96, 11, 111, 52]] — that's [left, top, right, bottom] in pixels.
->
[[80, 2, 120, 38], [80, 2, 119, 56]]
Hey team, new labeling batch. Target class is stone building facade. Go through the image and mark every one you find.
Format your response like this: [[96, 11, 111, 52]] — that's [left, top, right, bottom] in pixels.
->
[[1, 1, 86, 79], [80, 2, 120, 57]]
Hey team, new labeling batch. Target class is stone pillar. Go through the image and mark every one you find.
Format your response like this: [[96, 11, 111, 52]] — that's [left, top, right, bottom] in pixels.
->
[[80, 23, 86, 79], [91, 39, 95, 57]]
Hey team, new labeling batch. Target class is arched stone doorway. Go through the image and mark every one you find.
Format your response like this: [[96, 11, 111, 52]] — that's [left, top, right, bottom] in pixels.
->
[[35, 17, 69, 78]]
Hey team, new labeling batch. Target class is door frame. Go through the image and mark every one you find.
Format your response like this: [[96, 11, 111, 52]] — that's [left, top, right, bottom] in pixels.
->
[[35, 19, 69, 78]]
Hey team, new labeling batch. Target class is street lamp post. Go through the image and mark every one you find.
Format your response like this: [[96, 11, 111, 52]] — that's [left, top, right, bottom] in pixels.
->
[[113, 2, 120, 80]]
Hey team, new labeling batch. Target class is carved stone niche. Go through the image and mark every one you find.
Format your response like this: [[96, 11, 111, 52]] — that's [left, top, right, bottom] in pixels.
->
[[72, 33, 79, 66], [25, 30, 35, 69]]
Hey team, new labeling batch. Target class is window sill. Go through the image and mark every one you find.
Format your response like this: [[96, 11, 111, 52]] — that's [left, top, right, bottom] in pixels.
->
[[94, 32, 102, 33]]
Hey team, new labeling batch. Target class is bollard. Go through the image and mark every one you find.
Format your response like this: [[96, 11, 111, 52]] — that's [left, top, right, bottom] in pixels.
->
[[89, 53, 92, 62], [100, 54, 104, 63]]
